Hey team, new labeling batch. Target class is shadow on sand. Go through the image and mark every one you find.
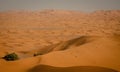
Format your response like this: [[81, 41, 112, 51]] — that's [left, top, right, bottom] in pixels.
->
[[28, 65, 118, 72]]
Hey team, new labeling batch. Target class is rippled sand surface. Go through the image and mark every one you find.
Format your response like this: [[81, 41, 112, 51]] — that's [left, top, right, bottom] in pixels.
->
[[0, 10, 120, 72]]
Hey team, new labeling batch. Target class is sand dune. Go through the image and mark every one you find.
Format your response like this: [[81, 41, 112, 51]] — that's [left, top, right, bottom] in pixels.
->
[[0, 10, 120, 72], [0, 10, 120, 53], [29, 65, 118, 72], [0, 36, 119, 72], [39, 36, 120, 71]]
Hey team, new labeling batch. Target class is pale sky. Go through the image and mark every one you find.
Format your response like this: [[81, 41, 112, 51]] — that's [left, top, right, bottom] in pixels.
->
[[0, 0, 120, 12]]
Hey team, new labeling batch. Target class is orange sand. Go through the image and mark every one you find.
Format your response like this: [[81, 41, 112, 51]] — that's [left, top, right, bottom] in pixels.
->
[[0, 10, 120, 72]]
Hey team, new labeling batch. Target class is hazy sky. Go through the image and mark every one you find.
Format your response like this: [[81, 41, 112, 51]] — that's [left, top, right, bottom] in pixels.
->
[[0, 0, 120, 12]]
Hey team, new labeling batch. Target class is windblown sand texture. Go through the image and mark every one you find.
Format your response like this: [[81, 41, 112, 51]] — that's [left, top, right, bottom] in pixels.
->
[[0, 10, 120, 72]]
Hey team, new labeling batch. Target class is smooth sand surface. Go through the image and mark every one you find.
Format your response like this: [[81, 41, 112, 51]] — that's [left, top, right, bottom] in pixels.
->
[[0, 10, 120, 72], [40, 36, 120, 71]]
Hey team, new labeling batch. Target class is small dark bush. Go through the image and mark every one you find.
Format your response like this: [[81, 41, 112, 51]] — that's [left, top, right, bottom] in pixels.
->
[[2, 53, 19, 61]]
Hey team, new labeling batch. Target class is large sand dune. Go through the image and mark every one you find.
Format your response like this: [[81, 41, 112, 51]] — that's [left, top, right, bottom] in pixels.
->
[[0, 10, 120, 72]]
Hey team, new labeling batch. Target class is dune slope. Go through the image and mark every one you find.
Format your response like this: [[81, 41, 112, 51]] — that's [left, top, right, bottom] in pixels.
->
[[40, 36, 120, 71]]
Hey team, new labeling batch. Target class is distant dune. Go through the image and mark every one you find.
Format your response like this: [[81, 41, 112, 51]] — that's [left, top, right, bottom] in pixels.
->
[[0, 10, 120, 72], [0, 10, 120, 51]]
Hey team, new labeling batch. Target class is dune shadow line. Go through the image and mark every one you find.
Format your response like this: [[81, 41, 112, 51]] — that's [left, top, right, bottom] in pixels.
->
[[28, 65, 118, 72]]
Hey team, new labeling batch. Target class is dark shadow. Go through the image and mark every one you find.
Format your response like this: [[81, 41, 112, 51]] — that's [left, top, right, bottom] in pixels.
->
[[17, 36, 96, 58], [28, 65, 118, 72], [19, 36, 95, 57], [56, 36, 93, 50]]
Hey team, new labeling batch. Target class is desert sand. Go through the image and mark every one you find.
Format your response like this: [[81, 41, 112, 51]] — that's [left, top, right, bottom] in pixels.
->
[[0, 10, 120, 72]]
